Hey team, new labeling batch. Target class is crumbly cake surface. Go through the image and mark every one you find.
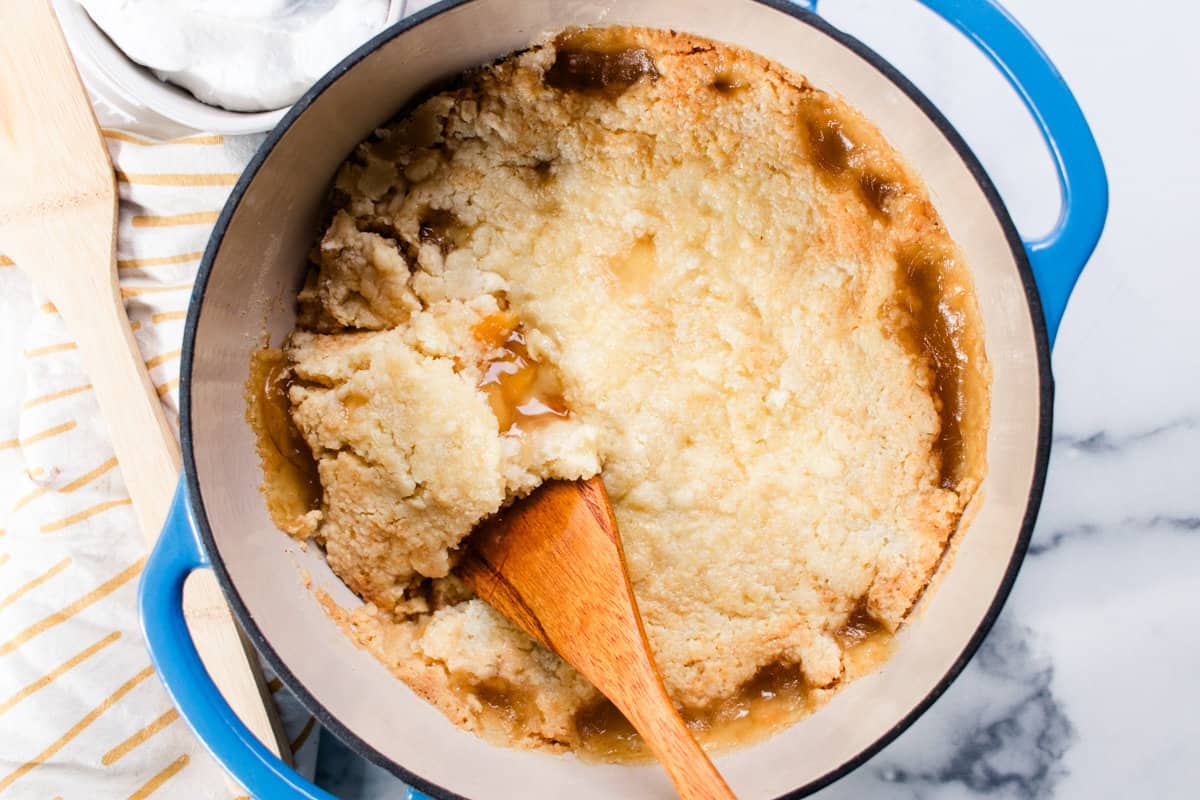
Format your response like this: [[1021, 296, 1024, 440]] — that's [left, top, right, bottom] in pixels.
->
[[259, 26, 989, 752]]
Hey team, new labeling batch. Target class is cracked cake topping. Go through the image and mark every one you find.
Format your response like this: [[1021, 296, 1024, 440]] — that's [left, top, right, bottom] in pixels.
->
[[248, 26, 990, 757]]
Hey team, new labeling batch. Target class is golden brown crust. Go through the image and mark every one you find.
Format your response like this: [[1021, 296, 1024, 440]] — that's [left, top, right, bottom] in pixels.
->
[[270, 26, 990, 753]]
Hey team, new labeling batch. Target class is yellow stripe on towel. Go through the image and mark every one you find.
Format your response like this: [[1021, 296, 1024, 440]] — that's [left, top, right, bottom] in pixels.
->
[[22, 383, 92, 410], [102, 129, 223, 146], [131, 211, 220, 228], [116, 171, 239, 187], [118, 251, 205, 270], [145, 350, 182, 369], [122, 284, 193, 298], [0, 665, 155, 793], [20, 420, 77, 447], [0, 630, 119, 715], [23, 342, 77, 358], [151, 310, 187, 324], [13, 486, 48, 511], [127, 753, 190, 799], [17, 457, 122, 512], [102, 708, 180, 766], [41, 498, 133, 534], [63, 457, 120, 493], [289, 716, 317, 753], [0, 558, 145, 656], [0, 557, 73, 613]]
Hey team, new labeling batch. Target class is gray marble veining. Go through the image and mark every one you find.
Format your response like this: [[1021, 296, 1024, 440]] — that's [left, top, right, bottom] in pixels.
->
[[819, 620, 1073, 800]]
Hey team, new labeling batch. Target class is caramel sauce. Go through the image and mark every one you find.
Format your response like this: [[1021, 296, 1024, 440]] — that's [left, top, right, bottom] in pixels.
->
[[711, 67, 748, 95], [836, 600, 895, 681], [531, 159, 555, 184], [471, 310, 518, 349], [246, 349, 321, 534], [439, 674, 560, 749], [890, 244, 983, 489], [467, 676, 541, 732], [798, 97, 986, 492], [472, 313, 569, 432], [607, 234, 658, 291], [835, 599, 885, 648], [858, 172, 903, 217], [807, 113, 854, 175], [574, 612, 892, 763], [800, 99, 905, 220], [545, 29, 659, 97], [418, 208, 466, 255]]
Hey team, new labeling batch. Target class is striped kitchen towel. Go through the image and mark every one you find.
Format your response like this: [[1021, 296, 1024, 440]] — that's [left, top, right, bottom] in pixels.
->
[[0, 125, 320, 798]]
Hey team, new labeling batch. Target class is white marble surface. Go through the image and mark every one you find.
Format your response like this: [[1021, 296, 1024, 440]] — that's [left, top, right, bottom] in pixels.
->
[[312, 0, 1200, 797]]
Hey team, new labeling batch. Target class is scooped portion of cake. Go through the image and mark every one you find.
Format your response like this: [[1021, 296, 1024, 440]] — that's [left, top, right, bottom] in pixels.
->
[[249, 25, 990, 756]]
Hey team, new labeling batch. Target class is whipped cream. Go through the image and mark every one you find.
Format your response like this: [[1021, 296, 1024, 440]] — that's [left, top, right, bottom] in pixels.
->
[[79, 0, 394, 112]]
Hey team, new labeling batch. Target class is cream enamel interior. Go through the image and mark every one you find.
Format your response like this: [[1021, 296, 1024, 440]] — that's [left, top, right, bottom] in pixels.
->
[[186, 1, 1045, 797]]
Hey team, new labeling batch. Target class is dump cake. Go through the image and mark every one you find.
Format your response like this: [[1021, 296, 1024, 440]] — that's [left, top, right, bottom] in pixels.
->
[[248, 26, 989, 757]]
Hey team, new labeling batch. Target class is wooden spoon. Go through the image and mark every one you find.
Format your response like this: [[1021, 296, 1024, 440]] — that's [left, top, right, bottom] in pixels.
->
[[0, 0, 290, 766], [460, 476, 736, 800]]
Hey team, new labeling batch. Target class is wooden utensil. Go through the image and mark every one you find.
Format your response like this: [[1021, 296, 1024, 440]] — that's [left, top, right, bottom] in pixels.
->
[[460, 476, 736, 800], [0, 0, 291, 766]]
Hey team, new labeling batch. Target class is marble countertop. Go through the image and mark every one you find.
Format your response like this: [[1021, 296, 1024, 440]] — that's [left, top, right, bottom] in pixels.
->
[[314, 0, 1200, 797]]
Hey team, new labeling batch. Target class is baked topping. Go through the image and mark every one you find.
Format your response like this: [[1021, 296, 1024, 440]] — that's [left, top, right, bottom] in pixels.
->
[[252, 25, 989, 759]]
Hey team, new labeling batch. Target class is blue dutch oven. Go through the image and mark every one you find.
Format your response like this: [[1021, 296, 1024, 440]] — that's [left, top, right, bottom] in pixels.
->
[[139, 0, 1107, 797]]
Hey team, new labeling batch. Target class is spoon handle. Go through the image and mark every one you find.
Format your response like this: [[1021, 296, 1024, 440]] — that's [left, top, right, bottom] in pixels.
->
[[610, 669, 735, 800], [462, 477, 735, 799], [553, 480, 735, 800]]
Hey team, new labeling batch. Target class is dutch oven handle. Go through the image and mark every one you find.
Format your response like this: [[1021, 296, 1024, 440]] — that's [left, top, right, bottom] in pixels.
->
[[139, 482, 432, 800], [801, 0, 1109, 344]]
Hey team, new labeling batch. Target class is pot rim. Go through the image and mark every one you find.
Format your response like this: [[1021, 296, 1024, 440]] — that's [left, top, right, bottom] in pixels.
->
[[179, 1, 1054, 797]]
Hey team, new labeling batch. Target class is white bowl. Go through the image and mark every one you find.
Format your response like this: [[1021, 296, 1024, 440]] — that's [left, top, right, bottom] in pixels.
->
[[52, 0, 404, 135]]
